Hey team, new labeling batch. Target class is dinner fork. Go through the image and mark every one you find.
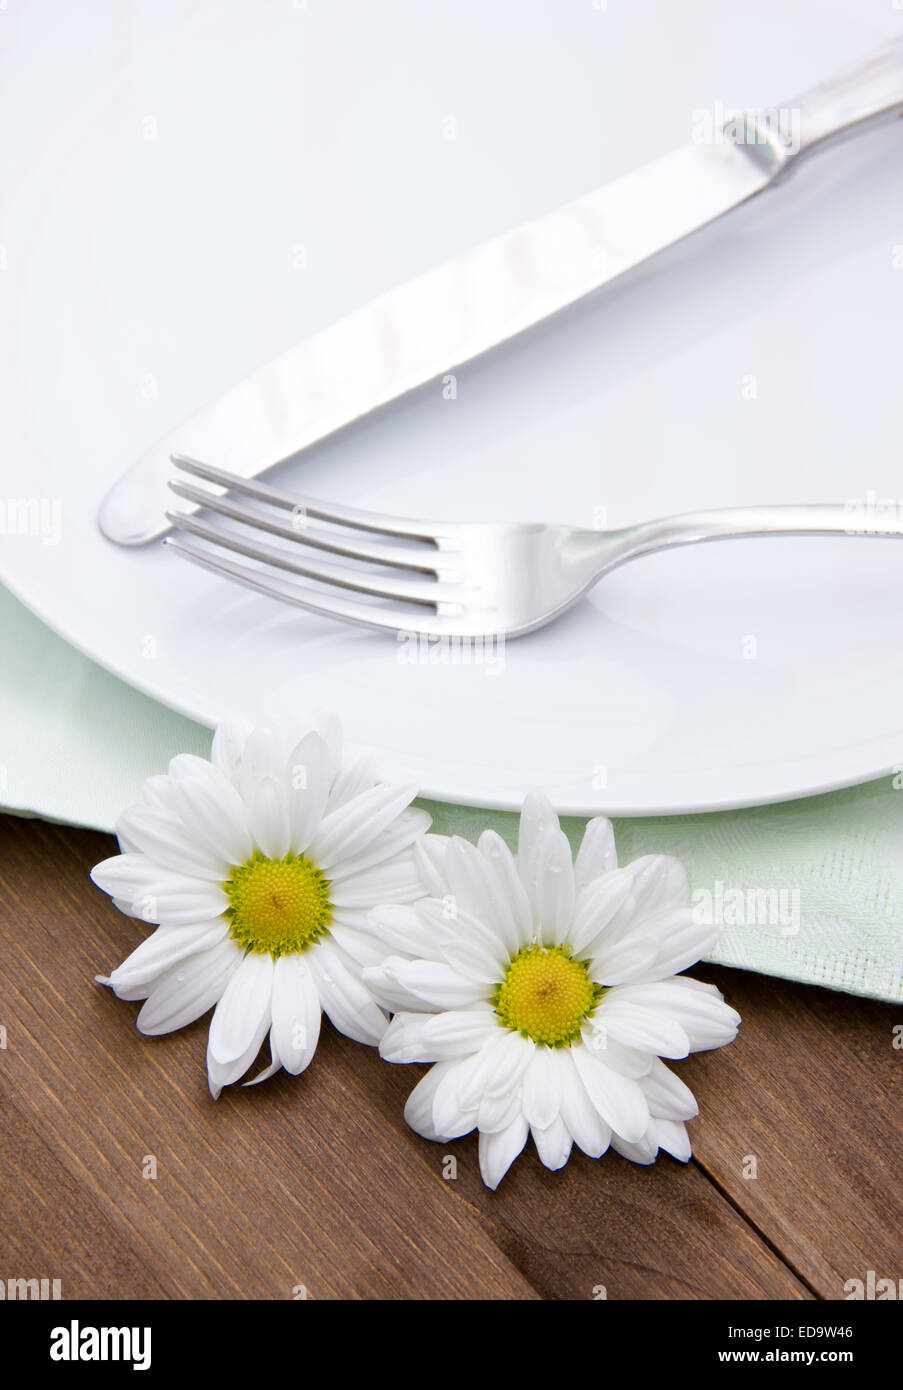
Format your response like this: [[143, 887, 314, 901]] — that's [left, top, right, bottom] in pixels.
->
[[164, 454, 903, 639]]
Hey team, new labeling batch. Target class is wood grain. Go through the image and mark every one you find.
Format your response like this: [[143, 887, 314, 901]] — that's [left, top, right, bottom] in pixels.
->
[[682, 964, 903, 1299], [0, 814, 894, 1300]]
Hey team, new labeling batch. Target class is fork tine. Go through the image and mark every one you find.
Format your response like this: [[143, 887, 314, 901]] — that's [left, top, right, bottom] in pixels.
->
[[163, 537, 456, 634], [168, 478, 443, 573], [166, 511, 457, 607], [171, 452, 447, 541]]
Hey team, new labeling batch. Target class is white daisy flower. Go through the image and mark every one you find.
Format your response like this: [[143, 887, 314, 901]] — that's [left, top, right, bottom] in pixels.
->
[[92, 715, 429, 1097], [363, 794, 740, 1190]]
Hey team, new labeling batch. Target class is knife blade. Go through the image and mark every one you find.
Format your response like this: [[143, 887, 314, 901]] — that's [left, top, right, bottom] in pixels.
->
[[99, 35, 903, 546]]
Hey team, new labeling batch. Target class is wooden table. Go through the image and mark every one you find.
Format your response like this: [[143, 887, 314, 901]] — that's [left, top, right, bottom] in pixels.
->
[[1, 813, 900, 1301]]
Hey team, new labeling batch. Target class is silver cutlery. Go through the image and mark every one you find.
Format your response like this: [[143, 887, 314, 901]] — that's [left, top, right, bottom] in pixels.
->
[[165, 454, 903, 639], [101, 36, 903, 547]]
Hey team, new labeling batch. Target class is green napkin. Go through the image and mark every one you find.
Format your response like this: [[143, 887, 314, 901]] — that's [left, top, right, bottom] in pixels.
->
[[2, 584, 900, 1003]]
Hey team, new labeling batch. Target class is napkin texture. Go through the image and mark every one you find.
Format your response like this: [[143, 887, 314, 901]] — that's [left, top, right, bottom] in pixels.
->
[[2, 584, 900, 1003]]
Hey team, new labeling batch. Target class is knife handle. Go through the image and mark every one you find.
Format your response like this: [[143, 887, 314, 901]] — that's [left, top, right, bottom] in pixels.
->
[[786, 34, 903, 165]]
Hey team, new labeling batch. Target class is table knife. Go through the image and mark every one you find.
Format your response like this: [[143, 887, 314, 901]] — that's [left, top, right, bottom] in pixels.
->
[[99, 35, 903, 546]]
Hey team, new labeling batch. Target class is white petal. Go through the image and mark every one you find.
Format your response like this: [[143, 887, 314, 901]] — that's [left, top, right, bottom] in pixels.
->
[[104, 873, 229, 927], [380, 1006, 496, 1063], [520, 1046, 560, 1130], [525, 826, 576, 947], [366, 957, 487, 1011], [574, 816, 617, 889], [137, 772, 181, 814], [210, 718, 254, 782], [587, 934, 658, 987], [97, 974, 151, 1002], [91, 852, 164, 903], [116, 804, 230, 881], [595, 996, 690, 1058], [367, 904, 438, 957], [307, 939, 386, 1044], [578, 1024, 654, 1078], [306, 709, 343, 775], [611, 1129, 659, 1165], [206, 950, 278, 1095], [237, 726, 285, 793], [207, 1021, 271, 1098], [574, 855, 690, 969], [243, 1035, 284, 1087], [532, 1114, 573, 1171], [442, 836, 498, 922], [361, 962, 432, 1014], [556, 1049, 611, 1158], [308, 781, 419, 869], [326, 919, 390, 969], [622, 854, 690, 918], [569, 871, 637, 957], [136, 938, 243, 1035], [109, 894, 147, 920], [325, 748, 379, 813], [404, 1060, 456, 1141], [477, 1087, 524, 1134], [208, 952, 274, 1064], [329, 852, 424, 907], [438, 934, 506, 986], [516, 792, 559, 894], [285, 731, 333, 853], [479, 1114, 529, 1189], [605, 977, 740, 1052], [246, 777, 291, 860], [476, 829, 534, 953], [91, 854, 229, 924], [650, 1117, 692, 1162], [326, 808, 431, 882], [571, 1046, 649, 1143], [271, 953, 322, 1074], [416, 898, 508, 977], [106, 920, 228, 991], [457, 1029, 533, 1109], [641, 1057, 699, 1121], [412, 834, 451, 896], [648, 915, 723, 980], [442, 836, 531, 955], [166, 754, 254, 866], [432, 1058, 481, 1139]]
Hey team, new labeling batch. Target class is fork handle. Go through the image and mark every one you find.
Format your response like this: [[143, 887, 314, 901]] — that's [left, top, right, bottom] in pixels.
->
[[583, 501, 903, 577]]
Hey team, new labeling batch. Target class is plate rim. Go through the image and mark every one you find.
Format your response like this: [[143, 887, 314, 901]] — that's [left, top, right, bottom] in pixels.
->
[[1, 559, 896, 818]]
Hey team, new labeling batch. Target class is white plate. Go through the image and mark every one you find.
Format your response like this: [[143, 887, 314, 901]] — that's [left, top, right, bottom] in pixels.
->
[[2, 0, 903, 816]]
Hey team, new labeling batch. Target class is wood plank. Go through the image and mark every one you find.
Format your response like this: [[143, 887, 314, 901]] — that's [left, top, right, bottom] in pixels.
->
[[681, 964, 903, 1300], [374, 1079, 812, 1300], [0, 815, 813, 1300], [0, 817, 536, 1300], [0, 1094, 168, 1299]]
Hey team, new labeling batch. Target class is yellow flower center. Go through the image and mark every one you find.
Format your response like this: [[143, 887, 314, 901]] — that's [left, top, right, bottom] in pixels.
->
[[223, 852, 332, 957], [493, 945, 603, 1047]]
